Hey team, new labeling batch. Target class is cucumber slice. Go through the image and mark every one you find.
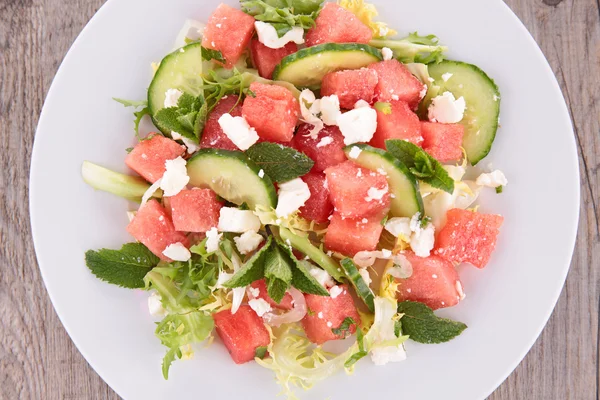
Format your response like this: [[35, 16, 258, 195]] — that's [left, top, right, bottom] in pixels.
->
[[343, 144, 423, 218], [186, 149, 277, 209], [272, 43, 382, 89], [340, 258, 375, 313], [81, 161, 162, 202], [427, 61, 500, 165], [148, 43, 204, 135], [278, 227, 344, 282]]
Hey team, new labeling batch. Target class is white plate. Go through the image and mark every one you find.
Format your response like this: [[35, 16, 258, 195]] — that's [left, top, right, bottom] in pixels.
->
[[30, 0, 579, 399]]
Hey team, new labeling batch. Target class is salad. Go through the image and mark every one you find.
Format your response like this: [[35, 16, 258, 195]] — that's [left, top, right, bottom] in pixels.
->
[[82, 0, 506, 397]]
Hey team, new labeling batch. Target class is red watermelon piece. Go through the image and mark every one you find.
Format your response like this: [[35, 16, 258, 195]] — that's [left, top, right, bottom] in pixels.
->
[[242, 82, 300, 143], [200, 96, 241, 151], [214, 305, 271, 364], [250, 279, 293, 310], [396, 251, 464, 310], [126, 199, 189, 261], [299, 172, 333, 223], [325, 161, 390, 218], [305, 3, 372, 47], [291, 124, 346, 172], [420, 122, 465, 162], [168, 188, 224, 233], [368, 60, 426, 109], [434, 209, 504, 269], [369, 100, 423, 149], [250, 39, 298, 79], [324, 213, 384, 256], [320, 68, 379, 109], [301, 284, 360, 344], [125, 134, 185, 183], [201, 4, 255, 68]]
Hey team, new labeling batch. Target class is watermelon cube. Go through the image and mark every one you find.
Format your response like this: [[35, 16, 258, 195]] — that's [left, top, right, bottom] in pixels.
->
[[369, 100, 423, 149], [397, 251, 464, 310], [125, 134, 185, 183], [291, 124, 346, 172], [201, 4, 255, 68], [250, 279, 293, 310], [324, 161, 391, 218], [250, 39, 298, 79], [242, 82, 300, 143], [324, 213, 384, 256], [434, 209, 504, 269], [368, 60, 426, 109], [200, 96, 241, 151], [168, 188, 224, 233], [126, 199, 189, 261], [305, 3, 372, 47], [299, 172, 333, 223], [214, 305, 271, 364], [421, 122, 465, 162], [301, 284, 360, 344], [320, 68, 379, 109]]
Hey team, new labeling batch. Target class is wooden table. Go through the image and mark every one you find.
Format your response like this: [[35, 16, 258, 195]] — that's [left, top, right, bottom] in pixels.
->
[[1, 0, 597, 398]]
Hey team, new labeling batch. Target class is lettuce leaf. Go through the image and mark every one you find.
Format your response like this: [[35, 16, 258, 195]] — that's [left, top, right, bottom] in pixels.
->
[[240, 0, 323, 32], [370, 32, 448, 64]]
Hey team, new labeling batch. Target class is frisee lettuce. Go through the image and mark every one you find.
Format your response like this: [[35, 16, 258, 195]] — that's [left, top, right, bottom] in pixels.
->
[[241, 0, 323, 36], [370, 32, 448, 64], [338, 0, 397, 38]]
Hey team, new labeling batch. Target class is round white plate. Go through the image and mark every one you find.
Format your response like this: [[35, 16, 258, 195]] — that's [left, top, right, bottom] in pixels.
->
[[30, 0, 579, 399]]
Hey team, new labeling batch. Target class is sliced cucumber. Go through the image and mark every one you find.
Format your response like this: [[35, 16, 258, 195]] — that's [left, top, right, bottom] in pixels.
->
[[343, 144, 423, 218], [186, 149, 277, 209], [148, 43, 204, 135], [427, 61, 500, 165], [340, 258, 375, 313], [81, 161, 162, 202], [272, 43, 382, 89], [278, 227, 344, 282]]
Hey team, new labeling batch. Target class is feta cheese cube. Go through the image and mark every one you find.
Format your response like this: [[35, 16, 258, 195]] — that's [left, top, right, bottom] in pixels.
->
[[475, 170, 508, 188], [316, 136, 334, 148], [147, 291, 167, 317], [358, 268, 372, 285], [319, 95, 342, 126], [234, 231, 264, 254], [206, 227, 222, 253], [365, 185, 388, 202], [218, 113, 260, 151], [309, 266, 334, 288], [381, 47, 393, 61], [248, 298, 272, 317], [254, 21, 305, 49], [441, 72, 453, 82], [162, 242, 191, 261], [160, 156, 189, 196], [218, 207, 261, 233], [329, 285, 343, 299], [370, 344, 407, 366], [348, 146, 362, 159], [337, 107, 378, 145], [384, 217, 412, 240], [428, 91, 466, 123], [410, 221, 435, 257], [164, 88, 183, 108], [275, 178, 311, 218], [299, 89, 323, 138]]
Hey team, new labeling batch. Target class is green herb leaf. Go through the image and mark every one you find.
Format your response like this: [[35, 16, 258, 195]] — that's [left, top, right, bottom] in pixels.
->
[[113, 98, 150, 140], [276, 244, 331, 296], [125, 147, 134, 153], [374, 102, 392, 115], [246, 142, 314, 182], [201, 46, 226, 63], [344, 328, 367, 368], [240, 0, 323, 32], [397, 301, 467, 344], [386, 139, 455, 194], [85, 243, 159, 288], [380, 215, 389, 226], [263, 240, 294, 303], [331, 317, 357, 338], [394, 319, 402, 337], [113, 98, 148, 107], [496, 185, 504, 194], [255, 346, 269, 359], [153, 93, 206, 142], [223, 237, 273, 288]]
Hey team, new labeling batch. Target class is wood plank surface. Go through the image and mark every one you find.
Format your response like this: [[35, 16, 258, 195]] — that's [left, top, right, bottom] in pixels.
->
[[0, 0, 598, 398]]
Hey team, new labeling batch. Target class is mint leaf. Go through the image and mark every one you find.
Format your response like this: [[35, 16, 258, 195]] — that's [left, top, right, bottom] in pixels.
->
[[263, 240, 293, 303], [201, 46, 226, 63], [397, 301, 467, 344], [385, 139, 454, 194], [374, 102, 392, 115], [255, 346, 268, 359], [276, 244, 330, 296], [85, 243, 159, 288], [153, 93, 206, 141], [246, 142, 314, 183], [223, 237, 272, 288], [331, 317, 357, 339]]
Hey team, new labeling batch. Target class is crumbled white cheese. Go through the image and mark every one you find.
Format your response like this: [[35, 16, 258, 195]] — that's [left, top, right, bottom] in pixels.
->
[[234, 231, 264, 254], [337, 106, 378, 145], [428, 91, 466, 123], [160, 156, 189, 196], [326, 321, 333, 328], [299, 89, 323, 137], [218, 113, 259, 151], [441, 72, 453, 82], [475, 170, 508, 188], [379, 26, 389, 37], [164, 88, 183, 108], [381, 47, 393, 61], [419, 84, 428, 100], [318, 311, 324, 319], [365, 186, 388, 202], [171, 131, 200, 155], [275, 178, 311, 218], [371, 344, 407, 366], [410, 222, 435, 257], [348, 146, 362, 159], [218, 207, 261, 233], [309, 267, 334, 288], [353, 99, 371, 109], [329, 285, 344, 299], [248, 286, 260, 298], [249, 298, 272, 317], [258, 169, 265, 178], [147, 292, 167, 317], [254, 21, 305, 49], [358, 268, 372, 286], [316, 136, 334, 148], [319, 95, 342, 125], [384, 217, 412, 240], [205, 227, 222, 253], [162, 242, 191, 261]]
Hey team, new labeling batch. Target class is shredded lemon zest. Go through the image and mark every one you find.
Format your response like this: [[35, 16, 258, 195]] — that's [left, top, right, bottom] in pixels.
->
[[338, 0, 397, 38]]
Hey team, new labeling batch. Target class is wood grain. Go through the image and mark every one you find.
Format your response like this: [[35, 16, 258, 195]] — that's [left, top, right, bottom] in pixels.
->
[[0, 0, 598, 399]]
